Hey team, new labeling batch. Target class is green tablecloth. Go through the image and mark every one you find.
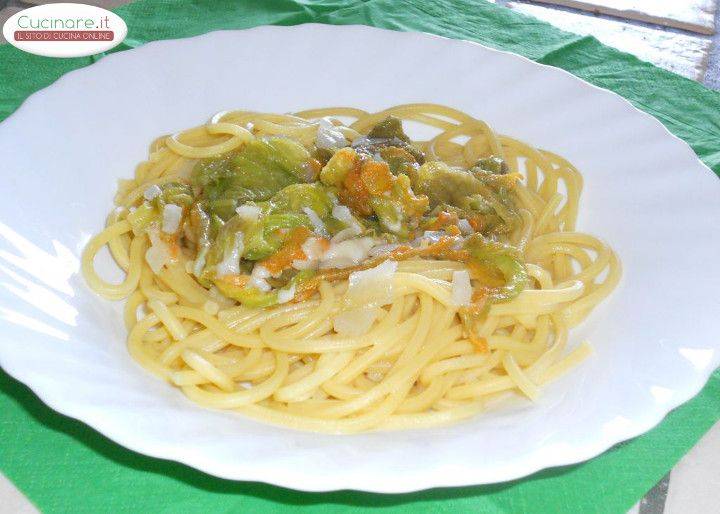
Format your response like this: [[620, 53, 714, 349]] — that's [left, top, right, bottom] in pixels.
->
[[1, 1, 719, 512]]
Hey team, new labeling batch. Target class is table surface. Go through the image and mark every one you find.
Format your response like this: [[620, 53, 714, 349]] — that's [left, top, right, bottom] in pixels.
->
[[0, 1, 718, 513], [493, 0, 720, 90]]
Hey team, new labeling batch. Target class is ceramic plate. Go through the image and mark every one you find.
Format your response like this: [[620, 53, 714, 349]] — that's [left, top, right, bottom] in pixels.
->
[[0, 24, 718, 493]]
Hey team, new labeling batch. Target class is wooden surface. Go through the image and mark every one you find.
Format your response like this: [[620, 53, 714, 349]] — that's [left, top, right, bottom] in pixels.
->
[[497, 0, 720, 90], [508, 2, 713, 80], [533, 0, 717, 34]]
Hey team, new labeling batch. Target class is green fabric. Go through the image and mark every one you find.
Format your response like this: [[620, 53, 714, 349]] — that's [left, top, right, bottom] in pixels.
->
[[1, 371, 718, 514], [0, 1, 718, 512]]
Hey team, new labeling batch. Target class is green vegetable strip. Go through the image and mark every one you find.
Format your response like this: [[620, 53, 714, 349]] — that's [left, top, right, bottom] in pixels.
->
[[148, 116, 528, 308], [464, 234, 529, 302]]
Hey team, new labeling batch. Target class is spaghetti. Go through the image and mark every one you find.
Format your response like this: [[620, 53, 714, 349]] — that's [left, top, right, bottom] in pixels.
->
[[82, 103, 620, 432]]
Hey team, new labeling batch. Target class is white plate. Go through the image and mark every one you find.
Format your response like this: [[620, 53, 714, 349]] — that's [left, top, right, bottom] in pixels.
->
[[0, 24, 718, 493]]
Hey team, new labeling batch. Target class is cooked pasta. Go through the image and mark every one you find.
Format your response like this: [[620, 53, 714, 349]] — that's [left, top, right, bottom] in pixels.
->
[[82, 103, 620, 432]]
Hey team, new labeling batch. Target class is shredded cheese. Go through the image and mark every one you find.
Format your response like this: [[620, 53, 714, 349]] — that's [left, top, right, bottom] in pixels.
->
[[302, 207, 327, 235], [320, 237, 375, 269], [316, 118, 347, 150], [216, 232, 245, 277], [162, 204, 183, 234], [277, 284, 296, 304], [143, 184, 162, 201], [249, 264, 271, 292], [451, 270, 472, 306], [458, 219, 473, 235], [236, 204, 261, 223]]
